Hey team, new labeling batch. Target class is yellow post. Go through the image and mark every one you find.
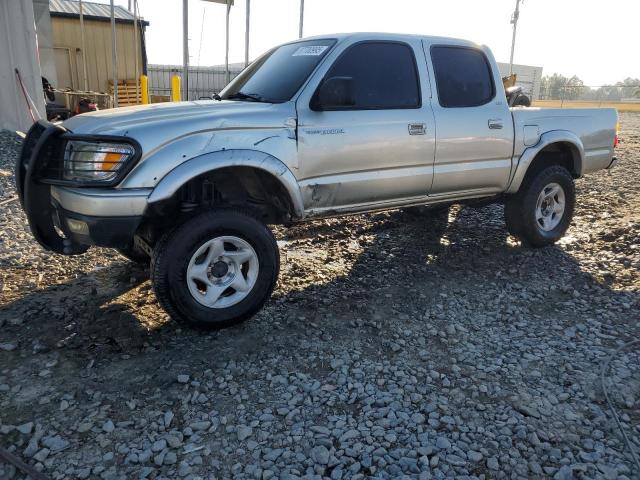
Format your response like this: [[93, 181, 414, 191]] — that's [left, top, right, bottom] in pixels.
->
[[171, 75, 181, 102], [140, 75, 149, 104]]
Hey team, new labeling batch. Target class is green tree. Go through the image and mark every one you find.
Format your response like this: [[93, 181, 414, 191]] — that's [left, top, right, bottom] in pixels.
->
[[617, 78, 640, 98], [541, 75, 640, 101], [540, 74, 584, 100]]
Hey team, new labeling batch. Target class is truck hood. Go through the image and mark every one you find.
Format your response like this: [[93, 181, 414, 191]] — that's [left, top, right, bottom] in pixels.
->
[[62, 100, 295, 137]]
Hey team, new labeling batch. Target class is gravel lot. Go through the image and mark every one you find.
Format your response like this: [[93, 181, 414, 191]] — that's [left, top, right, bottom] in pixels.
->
[[1, 114, 639, 480]]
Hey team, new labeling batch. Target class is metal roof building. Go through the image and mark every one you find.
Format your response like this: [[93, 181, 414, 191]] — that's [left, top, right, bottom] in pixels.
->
[[48, 0, 148, 95], [48, 0, 149, 26]]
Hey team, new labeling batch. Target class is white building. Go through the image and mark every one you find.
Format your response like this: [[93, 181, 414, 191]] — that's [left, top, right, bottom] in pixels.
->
[[497, 62, 544, 100]]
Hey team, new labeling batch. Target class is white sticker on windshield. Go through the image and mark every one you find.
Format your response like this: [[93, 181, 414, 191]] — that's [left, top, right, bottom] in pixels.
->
[[292, 45, 328, 56]]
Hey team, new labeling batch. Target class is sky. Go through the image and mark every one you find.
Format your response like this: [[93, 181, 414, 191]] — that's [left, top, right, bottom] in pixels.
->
[[104, 0, 638, 86]]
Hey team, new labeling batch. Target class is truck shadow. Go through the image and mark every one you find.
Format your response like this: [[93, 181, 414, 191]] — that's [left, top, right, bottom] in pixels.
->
[[1, 203, 635, 365], [272, 204, 636, 339]]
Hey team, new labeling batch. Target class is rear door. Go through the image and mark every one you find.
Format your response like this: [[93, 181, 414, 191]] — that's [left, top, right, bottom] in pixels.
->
[[296, 39, 436, 213], [425, 42, 514, 195]]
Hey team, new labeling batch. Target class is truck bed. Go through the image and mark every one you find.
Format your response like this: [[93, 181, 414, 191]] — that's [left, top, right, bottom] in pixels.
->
[[511, 107, 617, 174]]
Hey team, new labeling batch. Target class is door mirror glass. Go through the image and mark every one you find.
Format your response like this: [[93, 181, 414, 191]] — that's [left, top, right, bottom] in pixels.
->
[[312, 76, 355, 110]]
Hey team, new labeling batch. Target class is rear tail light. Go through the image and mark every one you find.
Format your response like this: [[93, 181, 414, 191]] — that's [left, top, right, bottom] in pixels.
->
[[614, 121, 619, 148]]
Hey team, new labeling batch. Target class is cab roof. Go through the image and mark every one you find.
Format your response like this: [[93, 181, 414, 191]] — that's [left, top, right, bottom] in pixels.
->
[[299, 32, 483, 49]]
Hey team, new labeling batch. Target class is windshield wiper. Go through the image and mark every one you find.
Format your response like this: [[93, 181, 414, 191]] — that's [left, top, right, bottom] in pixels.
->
[[226, 91, 268, 102]]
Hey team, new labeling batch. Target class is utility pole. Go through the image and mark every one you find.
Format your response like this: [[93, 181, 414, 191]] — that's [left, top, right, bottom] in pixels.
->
[[201, 1, 234, 83], [133, 0, 139, 103], [244, 0, 250, 68], [183, 0, 189, 100], [508, 0, 521, 76], [225, 0, 231, 84], [79, 0, 88, 91], [110, 0, 118, 107], [298, 0, 304, 38]]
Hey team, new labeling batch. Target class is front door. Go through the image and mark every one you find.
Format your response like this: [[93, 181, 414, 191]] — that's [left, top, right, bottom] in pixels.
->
[[426, 43, 514, 196], [296, 40, 436, 214]]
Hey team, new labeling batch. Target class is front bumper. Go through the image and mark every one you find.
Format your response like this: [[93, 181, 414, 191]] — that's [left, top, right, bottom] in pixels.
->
[[51, 200, 144, 248], [16, 120, 149, 254], [51, 186, 150, 217], [50, 186, 149, 247]]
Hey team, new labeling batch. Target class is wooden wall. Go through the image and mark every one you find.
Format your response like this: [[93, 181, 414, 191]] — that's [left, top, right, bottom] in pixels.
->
[[51, 16, 144, 93]]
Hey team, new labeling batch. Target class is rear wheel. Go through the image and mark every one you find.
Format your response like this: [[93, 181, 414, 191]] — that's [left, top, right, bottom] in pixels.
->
[[150, 208, 279, 329], [505, 165, 575, 247]]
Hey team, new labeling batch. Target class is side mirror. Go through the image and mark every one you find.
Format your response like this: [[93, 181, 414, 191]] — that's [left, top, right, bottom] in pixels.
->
[[312, 76, 355, 110]]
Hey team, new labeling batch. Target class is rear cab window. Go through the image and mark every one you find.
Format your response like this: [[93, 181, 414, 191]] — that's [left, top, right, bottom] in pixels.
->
[[430, 45, 495, 108]]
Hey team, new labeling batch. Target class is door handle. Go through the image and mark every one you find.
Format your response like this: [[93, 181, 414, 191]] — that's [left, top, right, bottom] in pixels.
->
[[408, 123, 426, 135], [488, 119, 504, 130]]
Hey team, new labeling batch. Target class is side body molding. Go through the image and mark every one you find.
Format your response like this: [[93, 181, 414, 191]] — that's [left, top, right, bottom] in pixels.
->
[[147, 149, 305, 219], [506, 130, 585, 194]]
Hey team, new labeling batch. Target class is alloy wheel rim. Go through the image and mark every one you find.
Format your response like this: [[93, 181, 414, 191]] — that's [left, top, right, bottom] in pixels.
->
[[186, 236, 259, 309], [535, 182, 565, 232]]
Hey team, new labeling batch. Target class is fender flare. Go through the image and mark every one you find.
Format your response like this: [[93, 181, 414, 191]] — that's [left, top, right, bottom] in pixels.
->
[[147, 149, 305, 219], [506, 130, 585, 194]]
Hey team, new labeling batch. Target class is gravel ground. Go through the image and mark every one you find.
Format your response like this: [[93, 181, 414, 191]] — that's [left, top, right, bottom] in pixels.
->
[[0, 114, 639, 480]]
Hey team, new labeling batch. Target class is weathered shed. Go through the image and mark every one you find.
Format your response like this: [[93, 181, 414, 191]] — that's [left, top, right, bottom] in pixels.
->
[[48, 0, 148, 93]]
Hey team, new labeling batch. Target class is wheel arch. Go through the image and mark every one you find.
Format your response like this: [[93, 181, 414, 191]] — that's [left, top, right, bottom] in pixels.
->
[[507, 131, 584, 194], [147, 149, 304, 220]]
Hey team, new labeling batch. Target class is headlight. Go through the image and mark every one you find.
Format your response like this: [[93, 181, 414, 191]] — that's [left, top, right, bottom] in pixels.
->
[[64, 141, 135, 182]]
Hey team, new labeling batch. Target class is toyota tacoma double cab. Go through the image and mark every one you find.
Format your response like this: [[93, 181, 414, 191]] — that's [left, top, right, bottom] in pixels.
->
[[16, 33, 618, 328]]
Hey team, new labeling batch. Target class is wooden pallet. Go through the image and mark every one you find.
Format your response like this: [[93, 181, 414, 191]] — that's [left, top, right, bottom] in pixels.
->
[[109, 80, 141, 106], [150, 94, 170, 103]]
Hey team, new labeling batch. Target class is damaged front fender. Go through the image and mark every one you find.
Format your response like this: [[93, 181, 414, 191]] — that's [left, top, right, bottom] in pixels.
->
[[147, 149, 305, 219]]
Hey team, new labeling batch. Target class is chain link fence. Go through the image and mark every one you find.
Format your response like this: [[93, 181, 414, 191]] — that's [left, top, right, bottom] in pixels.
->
[[538, 84, 640, 106]]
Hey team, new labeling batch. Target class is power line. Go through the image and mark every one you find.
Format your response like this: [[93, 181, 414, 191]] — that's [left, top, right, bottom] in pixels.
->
[[197, 5, 206, 66]]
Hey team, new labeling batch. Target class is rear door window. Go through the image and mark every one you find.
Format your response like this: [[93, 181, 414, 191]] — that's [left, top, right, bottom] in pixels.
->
[[430, 46, 495, 108]]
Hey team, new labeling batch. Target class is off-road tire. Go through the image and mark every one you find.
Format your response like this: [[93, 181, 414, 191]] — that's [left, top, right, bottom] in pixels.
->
[[116, 241, 149, 264], [505, 165, 575, 247], [150, 208, 279, 329]]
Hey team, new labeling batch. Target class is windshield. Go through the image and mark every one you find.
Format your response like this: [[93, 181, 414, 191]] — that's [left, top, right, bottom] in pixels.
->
[[220, 39, 336, 103]]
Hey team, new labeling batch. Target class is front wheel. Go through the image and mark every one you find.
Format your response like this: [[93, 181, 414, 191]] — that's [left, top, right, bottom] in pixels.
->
[[504, 165, 575, 247], [116, 241, 149, 264], [150, 208, 280, 329]]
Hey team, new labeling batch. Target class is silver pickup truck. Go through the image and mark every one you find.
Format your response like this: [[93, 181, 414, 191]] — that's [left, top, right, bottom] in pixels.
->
[[16, 33, 618, 328]]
